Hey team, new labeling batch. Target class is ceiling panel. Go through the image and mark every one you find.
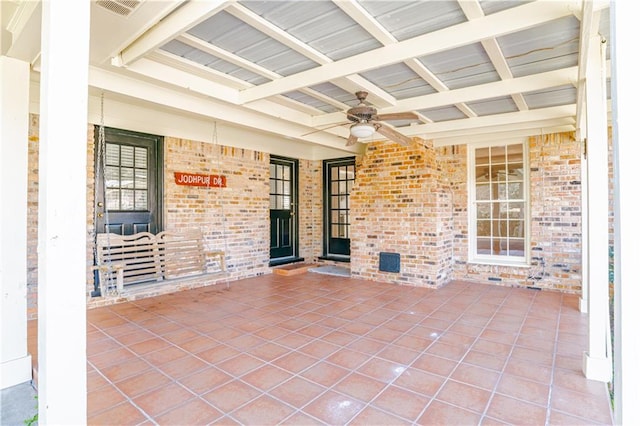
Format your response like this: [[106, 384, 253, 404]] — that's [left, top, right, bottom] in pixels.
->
[[357, 0, 467, 41], [360, 62, 436, 100], [466, 96, 519, 116], [417, 105, 468, 122], [523, 85, 577, 110], [418, 43, 500, 90], [499, 16, 580, 78]]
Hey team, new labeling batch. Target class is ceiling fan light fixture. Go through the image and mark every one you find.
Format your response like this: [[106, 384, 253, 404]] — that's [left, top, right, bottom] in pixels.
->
[[350, 122, 375, 138]]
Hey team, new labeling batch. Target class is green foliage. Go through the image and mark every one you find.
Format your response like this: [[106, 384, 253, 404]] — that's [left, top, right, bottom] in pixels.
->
[[24, 395, 38, 426]]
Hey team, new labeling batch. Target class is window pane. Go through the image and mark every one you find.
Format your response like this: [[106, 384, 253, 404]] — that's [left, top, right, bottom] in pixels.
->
[[507, 144, 523, 162], [477, 237, 491, 254], [339, 195, 348, 209], [106, 189, 119, 210], [135, 169, 147, 189], [283, 166, 290, 180], [121, 189, 135, 210], [508, 239, 525, 256], [476, 165, 490, 182], [331, 211, 340, 223], [270, 195, 276, 209], [331, 182, 339, 194], [491, 146, 506, 162], [277, 180, 284, 195], [476, 184, 491, 200], [135, 190, 147, 210], [477, 203, 491, 219], [283, 196, 291, 210], [269, 180, 276, 193], [105, 166, 119, 188], [509, 202, 525, 219], [477, 220, 491, 236], [476, 148, 490, 165], [497, 183, 508, 200], [134, 147, 147, 168], [347, 180, 353, 193], [493, 238, 507, 255], [346, 165, 355, 179], [508, 182, 523, 200], [507, 163, 523, 180], [339, 181, 347, 194], [509, 220, 525, 238], [270, 163, 275, 176], [121, 168, 134, 189], [331, 167, 339, 180], [121, 146, 134, 167], [331, 224, 340, 237], [331, 196, 340, 209], [106, 143, 119, 166], [283, 183, 290, 195], [276, 196, 283, 209]]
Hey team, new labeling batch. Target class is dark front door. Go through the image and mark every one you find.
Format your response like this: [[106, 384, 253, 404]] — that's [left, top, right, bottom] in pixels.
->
[[95, 127, 162, 235], [269, 157, 298, 262], [324, 157, 355, 259]]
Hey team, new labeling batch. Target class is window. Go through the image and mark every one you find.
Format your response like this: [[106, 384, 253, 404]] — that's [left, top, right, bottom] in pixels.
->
[[105, 143, 149, 211], [468, 141, 529, 265]]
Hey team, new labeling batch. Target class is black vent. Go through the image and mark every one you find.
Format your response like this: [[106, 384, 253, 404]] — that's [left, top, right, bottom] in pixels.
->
[[379, 252, 400, 273]]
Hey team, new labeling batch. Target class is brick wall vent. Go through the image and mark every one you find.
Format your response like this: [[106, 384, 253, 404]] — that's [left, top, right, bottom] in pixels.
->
[[379, 252, 400, 273]]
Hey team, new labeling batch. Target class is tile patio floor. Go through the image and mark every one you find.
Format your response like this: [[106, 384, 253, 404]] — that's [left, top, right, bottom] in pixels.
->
[[33, 273, 614, 425]]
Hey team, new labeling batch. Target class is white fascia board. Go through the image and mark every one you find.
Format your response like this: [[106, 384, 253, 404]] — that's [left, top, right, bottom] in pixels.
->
[[239, 1, 579, 103], [5, 1, 41, 64], [433, 124, 576, 147], [88, 66, 353, 152], [404, 105, 576, 136]]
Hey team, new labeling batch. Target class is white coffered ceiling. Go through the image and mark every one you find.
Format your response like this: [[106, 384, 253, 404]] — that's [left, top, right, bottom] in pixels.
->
[[2, 0, 611, 156]]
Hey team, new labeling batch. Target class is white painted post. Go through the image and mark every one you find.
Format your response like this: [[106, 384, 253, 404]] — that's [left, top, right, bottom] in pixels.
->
[[582, 35, 611, 382], [37, 1, 90, 424], [611, 1, 640, 423], [0, 56, 32, 389]]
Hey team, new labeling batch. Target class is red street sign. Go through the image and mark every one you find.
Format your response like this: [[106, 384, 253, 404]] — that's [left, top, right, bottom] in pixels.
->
[[174, 172, 226, 188]]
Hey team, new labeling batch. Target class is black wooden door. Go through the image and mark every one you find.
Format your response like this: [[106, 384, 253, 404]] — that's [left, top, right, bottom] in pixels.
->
[[95, 127, 161, 235], [269, 157, 298, 260], [324, 158, 355, 259]]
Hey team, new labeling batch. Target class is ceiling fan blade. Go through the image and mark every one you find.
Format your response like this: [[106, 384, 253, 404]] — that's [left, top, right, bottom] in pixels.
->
[[376, 112, 418, 121], [374, 123, 412, 146], [301, 122, 349, 136], [346, 134, 358, 146]]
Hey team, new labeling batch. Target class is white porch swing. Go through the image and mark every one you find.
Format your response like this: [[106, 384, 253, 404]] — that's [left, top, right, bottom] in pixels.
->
[[92, 95, 228, 298]]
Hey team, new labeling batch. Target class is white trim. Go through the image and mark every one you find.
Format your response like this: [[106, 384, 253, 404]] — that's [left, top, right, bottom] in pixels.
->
[[467, 139, 530, 266]]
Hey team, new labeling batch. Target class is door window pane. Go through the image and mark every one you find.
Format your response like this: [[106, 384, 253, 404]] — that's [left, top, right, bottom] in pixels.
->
[[102, 143, 149, 211]]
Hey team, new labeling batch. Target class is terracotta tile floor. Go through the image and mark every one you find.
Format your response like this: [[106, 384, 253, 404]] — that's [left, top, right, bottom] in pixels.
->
[[34, 273, 614, 425]]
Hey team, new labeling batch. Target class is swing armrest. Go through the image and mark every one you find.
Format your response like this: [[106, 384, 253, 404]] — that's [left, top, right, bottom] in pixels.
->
[[205, 250, 226, 271], [93, 262, 125, 294]]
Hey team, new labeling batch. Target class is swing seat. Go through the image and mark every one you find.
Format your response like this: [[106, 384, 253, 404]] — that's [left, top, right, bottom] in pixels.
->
[[94, 229, 226, 296]]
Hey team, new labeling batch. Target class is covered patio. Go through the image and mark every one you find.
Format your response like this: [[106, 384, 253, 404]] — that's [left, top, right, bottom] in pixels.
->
[[35, 273, 612, 425]]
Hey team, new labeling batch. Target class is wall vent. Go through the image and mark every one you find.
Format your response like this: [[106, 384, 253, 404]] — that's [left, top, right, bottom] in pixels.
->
[[379, 252, 400, 273], [96, 0, 141, 17]]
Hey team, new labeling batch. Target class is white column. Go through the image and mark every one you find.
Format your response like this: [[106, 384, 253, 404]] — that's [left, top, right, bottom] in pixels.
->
[[0, 56, 32, 389], [582, 35, 611, 382], [577, 125, 589, 314], [37, 1, 90, 424], [611, 1, 640, 423]]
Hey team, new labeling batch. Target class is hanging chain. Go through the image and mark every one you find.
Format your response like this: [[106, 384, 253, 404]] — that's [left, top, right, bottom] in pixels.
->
[[95, 93, 118, 296], [212, 122, 231, 290]]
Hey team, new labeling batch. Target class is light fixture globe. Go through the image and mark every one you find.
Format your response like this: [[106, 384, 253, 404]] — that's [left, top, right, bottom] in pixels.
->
[[350, 122, 375, 138]]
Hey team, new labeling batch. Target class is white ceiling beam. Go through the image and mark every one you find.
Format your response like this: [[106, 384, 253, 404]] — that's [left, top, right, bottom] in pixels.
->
[[149, 50, 251, 90], [575, 1, 601, 137], [433, 125, 577, 147], [337, 0, 478, 120], [176, 34, 281, 81], [227, 2, 396, 107], [314, 66, 579, 127], [458, 0, 530, 112], [5, 1, 41, 64], [88, 66, 355, 152], [239, 1, 579, 103], [427, 117, 575, 141], [404, 104, 576, 136], [116, 0, 231, 66]]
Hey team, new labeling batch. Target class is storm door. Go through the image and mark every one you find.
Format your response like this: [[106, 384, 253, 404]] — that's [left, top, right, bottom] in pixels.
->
[[95, 127, 162, 235], [269, 156, 299, 263], [323, 157, 355, 259]]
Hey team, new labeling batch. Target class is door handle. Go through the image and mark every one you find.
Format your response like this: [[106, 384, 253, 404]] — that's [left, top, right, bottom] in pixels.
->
[[98, 213, 104, 218]]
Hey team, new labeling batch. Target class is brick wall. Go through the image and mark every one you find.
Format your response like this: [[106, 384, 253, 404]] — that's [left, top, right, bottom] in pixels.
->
[[350, 139, 452, 287], [164, 137, 271, 279], [440, 132, 584, 292], [298, 159, 323, 261]]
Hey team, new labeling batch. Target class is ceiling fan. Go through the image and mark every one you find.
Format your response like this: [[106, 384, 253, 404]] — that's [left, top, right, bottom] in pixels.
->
[[344, 91, 418, 146]]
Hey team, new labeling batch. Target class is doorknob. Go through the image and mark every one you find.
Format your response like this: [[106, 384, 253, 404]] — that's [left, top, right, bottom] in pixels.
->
[[98, 213, 104, 218], [97, 202, 104, 207]]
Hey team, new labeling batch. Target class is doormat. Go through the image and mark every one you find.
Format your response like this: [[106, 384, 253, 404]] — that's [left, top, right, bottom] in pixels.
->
[[309, 265, 350, 277]]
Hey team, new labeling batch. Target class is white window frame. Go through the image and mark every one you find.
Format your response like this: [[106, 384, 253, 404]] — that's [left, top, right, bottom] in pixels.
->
[[467, 139, 530, 267]]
